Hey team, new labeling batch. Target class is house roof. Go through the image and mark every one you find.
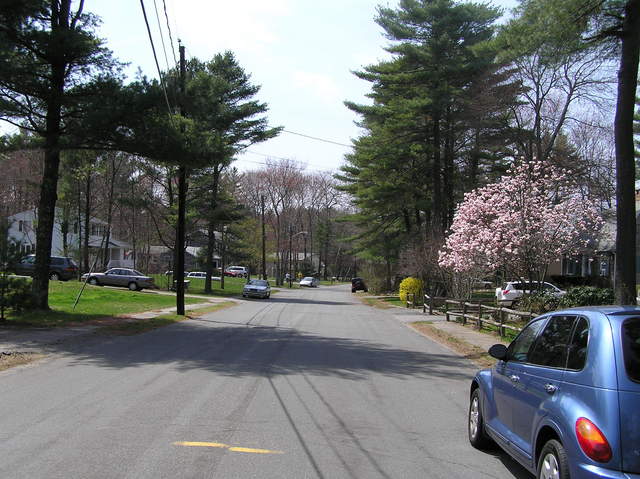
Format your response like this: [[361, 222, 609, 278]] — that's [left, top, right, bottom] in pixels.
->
[[88, 238, 131, 249]]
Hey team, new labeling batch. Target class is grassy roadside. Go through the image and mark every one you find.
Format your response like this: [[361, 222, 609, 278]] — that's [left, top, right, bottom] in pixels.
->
[[359, 295, 407, 309], [409, 321, 497, 368], [97, 301, 236, 335], [3, 281, 204, 327]]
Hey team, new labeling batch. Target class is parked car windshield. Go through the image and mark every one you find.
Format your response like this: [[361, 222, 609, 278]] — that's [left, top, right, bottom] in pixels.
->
[[621, 317, 640, 383], [302, 277, 314, 281], [248, 280, 268, 286]]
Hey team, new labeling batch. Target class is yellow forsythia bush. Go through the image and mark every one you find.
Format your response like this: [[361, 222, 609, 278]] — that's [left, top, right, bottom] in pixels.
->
[[399, 277, 424, 302]]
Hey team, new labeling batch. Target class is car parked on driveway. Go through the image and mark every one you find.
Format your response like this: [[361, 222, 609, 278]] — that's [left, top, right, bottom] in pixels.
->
[[351, 277, 368, 293], [468, 306, 640, 479], [224, 266, 248, 278], [299, 276, 319, 287], [12, 254, 78, 281], [496, 281, 565, 307], [187, 271, 206, 278], [242, 279, 270, 299], [82, 268, 154, 291]]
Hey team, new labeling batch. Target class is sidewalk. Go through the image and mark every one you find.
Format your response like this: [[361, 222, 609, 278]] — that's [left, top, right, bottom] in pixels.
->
[[0, 296, 234, 355], [389, 304, 508, 361]]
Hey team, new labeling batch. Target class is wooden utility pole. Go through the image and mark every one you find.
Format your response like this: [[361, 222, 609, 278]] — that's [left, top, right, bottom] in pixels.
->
[[176, 43, 187, 315], [261, 195, 267, 280]]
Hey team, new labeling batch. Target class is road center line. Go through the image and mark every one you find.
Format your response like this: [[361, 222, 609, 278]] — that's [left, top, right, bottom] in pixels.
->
[[173, 441, 284, 455]]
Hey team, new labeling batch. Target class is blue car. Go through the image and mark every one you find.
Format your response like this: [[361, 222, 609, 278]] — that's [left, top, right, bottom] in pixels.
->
[[469, 306, 640, 479]]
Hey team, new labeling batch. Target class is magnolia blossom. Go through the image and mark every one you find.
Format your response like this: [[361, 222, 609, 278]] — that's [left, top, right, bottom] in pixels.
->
[[439, 160, 602, 279]]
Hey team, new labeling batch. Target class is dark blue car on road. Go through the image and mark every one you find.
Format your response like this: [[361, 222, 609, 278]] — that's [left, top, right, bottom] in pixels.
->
[[469, 306, 640, 479]]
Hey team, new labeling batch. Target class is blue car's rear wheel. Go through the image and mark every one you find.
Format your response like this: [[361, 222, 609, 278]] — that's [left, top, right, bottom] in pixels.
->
[[537, 440, 569, 479]]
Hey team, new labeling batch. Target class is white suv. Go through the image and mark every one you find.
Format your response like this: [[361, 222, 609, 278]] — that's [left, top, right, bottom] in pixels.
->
[[495, 281, 566, 307]]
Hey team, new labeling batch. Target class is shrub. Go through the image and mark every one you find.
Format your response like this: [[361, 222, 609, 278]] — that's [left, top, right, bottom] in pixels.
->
[[517, 292, 561, 314], [559, 286, 614, 308], [399, 277, 424, 303], [0, 275, 34, 314]]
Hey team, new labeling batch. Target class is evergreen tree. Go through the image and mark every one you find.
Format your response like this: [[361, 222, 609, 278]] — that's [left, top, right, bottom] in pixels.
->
[[0, 1, 120, 309]]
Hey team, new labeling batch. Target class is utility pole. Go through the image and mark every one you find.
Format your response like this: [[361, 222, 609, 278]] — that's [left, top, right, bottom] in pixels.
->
[[261, 195, 266, 280], [176, 42, 187, 315], [220, 226, 226, 290], [288, 225, 292, 288]]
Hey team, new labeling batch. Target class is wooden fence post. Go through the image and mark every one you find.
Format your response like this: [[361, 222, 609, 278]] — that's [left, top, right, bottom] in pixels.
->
[[445, 300, 449, 321], [477, 301, 482, 330], [462, 300, 467, 325], [430, 295, 434, 315], [499, 307, 505, 337]]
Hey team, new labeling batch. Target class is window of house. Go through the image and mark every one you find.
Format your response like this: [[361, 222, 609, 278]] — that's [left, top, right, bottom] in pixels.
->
[[19, 220, 23, 232]]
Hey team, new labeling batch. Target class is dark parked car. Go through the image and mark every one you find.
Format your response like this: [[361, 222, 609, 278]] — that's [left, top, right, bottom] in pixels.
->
[[469, 306, 640, 479], [351, 277, 368, 293], [82, 268, 154, 291], [13, 254, 78, 281]]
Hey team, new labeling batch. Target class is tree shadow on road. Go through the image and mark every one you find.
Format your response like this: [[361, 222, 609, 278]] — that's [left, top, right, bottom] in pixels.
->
[[253, 297, 354, 306], [55, 320, 479, 381]]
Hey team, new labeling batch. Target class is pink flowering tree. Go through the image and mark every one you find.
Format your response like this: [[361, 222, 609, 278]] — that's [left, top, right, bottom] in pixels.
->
[[439, 160, 602, 290]]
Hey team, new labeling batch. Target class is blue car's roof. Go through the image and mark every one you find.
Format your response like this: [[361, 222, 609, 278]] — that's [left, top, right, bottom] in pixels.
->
[[544, 305, 640, 323]]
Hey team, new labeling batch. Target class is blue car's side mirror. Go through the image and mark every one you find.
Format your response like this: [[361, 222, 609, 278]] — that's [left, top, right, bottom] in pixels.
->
[[489, 344, 508, 360]]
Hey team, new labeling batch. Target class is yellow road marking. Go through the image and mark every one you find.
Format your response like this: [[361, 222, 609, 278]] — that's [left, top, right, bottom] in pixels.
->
[[228, 447, 283, 454], [173, 441, 283, 455], [173, 441, 227, 448]]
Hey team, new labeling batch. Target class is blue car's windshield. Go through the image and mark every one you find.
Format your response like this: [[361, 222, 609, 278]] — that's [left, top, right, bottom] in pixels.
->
[[622, 317, 640, 383]]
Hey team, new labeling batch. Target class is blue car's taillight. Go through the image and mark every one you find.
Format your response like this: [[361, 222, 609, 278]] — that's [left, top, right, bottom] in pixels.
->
[[575, 417, 612, 463]]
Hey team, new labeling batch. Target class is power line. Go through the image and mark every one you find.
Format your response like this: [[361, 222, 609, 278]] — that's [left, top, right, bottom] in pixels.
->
[[139, 0, 173, 114], [238, 150, 337, 172], [279, 129, 353, 148], [162, 0, 178, 66], [152, 0, 172, 72]]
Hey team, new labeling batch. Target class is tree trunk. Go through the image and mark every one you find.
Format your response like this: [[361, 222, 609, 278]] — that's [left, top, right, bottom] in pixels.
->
[[432, 113, 442, 233], [33, 4, 67, 308], [614, 0, 640, 305]]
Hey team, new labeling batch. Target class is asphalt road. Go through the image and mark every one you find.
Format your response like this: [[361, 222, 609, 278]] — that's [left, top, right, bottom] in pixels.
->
[[0, 285, 530, 479]]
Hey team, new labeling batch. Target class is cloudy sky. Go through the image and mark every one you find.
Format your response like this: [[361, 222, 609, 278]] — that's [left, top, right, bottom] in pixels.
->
[[91, 0, 519, 172]]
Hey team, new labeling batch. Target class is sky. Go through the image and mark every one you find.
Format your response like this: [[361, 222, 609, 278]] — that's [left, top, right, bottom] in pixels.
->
[[24, 0, 522, 173]]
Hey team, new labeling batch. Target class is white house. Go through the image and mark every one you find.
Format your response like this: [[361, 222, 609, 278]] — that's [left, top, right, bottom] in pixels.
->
[[7, 208, 134, 269]]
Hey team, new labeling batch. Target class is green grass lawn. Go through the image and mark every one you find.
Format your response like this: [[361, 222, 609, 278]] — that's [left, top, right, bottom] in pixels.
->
[[4, 281, 203, 327]]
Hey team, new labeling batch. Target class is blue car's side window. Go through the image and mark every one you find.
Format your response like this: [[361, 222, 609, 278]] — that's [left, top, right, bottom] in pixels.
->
[[529, 315, 577, 368], [566, 317, 589, 370], [507, 319, 545, 362]]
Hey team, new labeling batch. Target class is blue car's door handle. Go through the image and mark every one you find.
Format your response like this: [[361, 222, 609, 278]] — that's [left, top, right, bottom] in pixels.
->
[[509, 375, 520, 383], [544, 383, 558, 394]]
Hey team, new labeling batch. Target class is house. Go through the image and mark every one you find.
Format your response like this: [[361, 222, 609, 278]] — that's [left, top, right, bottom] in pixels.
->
[[141, 245, 219, 274], [547, 182, 640, 285], [6, 208, 134, 269]]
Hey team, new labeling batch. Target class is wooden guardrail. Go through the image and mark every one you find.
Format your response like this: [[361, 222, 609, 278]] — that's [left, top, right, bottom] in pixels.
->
[[423, 294, 533, 337]]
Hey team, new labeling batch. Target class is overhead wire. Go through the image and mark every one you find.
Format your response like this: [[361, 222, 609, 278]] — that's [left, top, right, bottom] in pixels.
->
[[139, 0, 173, 115], [152, 0, 173, 72], [279, 129, 353, 148], [162, 0, 178, 66]]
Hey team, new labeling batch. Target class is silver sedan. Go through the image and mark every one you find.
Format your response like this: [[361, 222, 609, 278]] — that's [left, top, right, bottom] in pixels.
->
[[82, 268, 155, 291], [242, 279, 271, 299]]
